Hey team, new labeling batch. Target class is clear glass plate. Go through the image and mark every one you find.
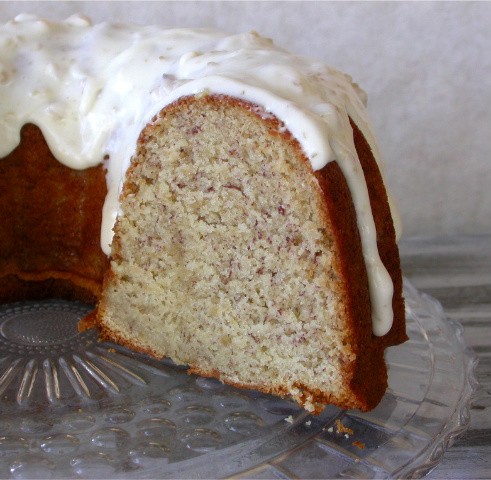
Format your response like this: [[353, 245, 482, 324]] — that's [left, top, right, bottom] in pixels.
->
[[0, 279, 477, 479]]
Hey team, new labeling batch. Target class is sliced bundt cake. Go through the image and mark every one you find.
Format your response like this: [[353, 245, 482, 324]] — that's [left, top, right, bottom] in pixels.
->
[[0, 15, 406, 412]]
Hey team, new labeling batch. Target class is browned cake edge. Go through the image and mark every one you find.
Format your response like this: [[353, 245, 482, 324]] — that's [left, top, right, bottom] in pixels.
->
[[0, 123, 109, 304]]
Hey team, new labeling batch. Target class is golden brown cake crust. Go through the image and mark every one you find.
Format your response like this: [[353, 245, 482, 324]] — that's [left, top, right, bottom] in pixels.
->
[[0, 123, 109, 304], [349, 119, 407, 349], [312, 120, 407, 410]]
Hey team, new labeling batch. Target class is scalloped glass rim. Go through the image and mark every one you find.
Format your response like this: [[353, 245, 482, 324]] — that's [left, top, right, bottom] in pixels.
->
[[367, 280, 478, 479], [0, 279, 478, 479]]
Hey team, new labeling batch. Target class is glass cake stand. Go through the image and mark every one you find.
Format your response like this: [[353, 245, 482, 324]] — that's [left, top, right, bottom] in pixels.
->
[[0, 279, 477, 479]]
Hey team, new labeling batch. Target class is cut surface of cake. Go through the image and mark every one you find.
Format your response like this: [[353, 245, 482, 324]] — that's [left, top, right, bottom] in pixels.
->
[[0, 14, 406, 412]]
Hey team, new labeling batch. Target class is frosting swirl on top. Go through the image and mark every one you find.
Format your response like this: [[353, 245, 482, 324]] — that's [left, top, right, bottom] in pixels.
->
[[0, 14, 400, 336]]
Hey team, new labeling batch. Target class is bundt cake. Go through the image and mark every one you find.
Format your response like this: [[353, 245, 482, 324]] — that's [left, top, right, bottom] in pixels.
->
[[0, 14, 406, 412]]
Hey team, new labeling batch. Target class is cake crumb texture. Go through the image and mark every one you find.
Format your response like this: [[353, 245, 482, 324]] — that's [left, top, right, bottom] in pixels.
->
[[96, 95, 405, 411]]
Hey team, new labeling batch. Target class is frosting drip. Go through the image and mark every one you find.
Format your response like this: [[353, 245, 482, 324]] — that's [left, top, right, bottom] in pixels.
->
[[0, 14, 400, 336]]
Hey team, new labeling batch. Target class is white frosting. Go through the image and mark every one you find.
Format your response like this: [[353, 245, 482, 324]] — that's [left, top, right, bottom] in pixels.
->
[[0, 14, 400, 336]]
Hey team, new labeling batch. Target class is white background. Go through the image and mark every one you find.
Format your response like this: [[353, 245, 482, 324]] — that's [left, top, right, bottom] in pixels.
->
[[1, 1, 490, 239]]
